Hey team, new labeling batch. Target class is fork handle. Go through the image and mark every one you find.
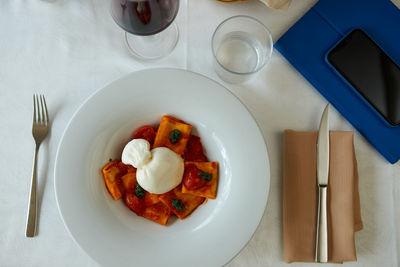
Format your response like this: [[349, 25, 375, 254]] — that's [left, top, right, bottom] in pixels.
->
[[26, 145, 39, 237]]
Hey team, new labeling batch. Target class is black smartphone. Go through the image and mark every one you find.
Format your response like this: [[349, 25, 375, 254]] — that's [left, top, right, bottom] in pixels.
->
[[327, 29, 400, 126]]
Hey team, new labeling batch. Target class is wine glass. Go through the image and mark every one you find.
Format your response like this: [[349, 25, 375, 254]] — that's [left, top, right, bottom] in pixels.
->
[[111, 0, 180, 60]]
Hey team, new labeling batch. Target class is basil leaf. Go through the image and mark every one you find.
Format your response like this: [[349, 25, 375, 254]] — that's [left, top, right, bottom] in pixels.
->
[[135, 184, 145, 199], [169, 129, 182, 144], [171, 198, 185, 211], [199, 171, 212, 181]]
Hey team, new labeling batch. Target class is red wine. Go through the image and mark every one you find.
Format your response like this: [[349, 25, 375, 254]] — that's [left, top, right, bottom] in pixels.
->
[[111, 0, 179, 36]]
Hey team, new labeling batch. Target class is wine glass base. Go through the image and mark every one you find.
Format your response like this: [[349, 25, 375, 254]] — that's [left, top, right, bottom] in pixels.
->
[[124, 22, 179, 60]]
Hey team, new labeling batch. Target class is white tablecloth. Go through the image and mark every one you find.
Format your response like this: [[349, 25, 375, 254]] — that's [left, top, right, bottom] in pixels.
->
[[1, 0, 399, 266]]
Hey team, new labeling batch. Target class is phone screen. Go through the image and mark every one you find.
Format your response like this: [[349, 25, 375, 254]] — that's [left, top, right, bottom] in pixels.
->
[[327, 29, 400, 126]]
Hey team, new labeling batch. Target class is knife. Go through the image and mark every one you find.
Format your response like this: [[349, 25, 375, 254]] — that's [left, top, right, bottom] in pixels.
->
[[315, 104, 330, 263]]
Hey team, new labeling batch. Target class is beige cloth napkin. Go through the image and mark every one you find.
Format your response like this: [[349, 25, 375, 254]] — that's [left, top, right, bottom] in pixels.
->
[[283, 130, 363, 263]]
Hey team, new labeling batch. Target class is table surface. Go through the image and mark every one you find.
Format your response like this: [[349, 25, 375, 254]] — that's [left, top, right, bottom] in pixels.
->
[[1, 0, 399, 266]]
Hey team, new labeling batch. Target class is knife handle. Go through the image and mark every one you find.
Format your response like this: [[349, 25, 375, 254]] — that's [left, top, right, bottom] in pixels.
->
[[315, 185, 328, 262]]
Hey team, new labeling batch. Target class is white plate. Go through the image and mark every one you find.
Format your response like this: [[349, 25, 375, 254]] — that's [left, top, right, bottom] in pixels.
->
[[55, 69, 270, 267]]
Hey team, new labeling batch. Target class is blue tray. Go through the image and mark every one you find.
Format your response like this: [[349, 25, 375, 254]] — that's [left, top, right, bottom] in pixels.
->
[[275, 0, 400, 164]]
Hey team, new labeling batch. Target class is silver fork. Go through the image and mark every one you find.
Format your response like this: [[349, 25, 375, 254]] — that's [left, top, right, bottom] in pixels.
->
[[26, 94, 49, 237]]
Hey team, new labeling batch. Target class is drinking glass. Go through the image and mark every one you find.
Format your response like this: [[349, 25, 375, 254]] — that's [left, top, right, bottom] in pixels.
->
[[212, 15, 273, 83], [111, 0, 180, 60]]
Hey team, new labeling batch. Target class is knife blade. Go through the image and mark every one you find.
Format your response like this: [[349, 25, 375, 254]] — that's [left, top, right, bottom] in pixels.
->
[[315, 103, 330, 263], [317, 104, 330, 186]]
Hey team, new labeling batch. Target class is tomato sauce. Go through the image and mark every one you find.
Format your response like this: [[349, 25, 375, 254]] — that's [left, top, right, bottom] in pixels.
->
[[133, 126, 156, 146], [124, 192, 144, 215], [183, 135, 208, 162]]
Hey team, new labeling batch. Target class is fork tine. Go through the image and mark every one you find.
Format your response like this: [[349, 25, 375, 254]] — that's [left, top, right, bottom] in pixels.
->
[[33, 95, 37, 123], [36, 94, 41, 124], [39, 95, 45, 124], [41, 95, 49, 124]]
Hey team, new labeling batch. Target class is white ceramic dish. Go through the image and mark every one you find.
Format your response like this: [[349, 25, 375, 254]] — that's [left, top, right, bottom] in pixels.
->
[[55, 69, 270, 267]]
